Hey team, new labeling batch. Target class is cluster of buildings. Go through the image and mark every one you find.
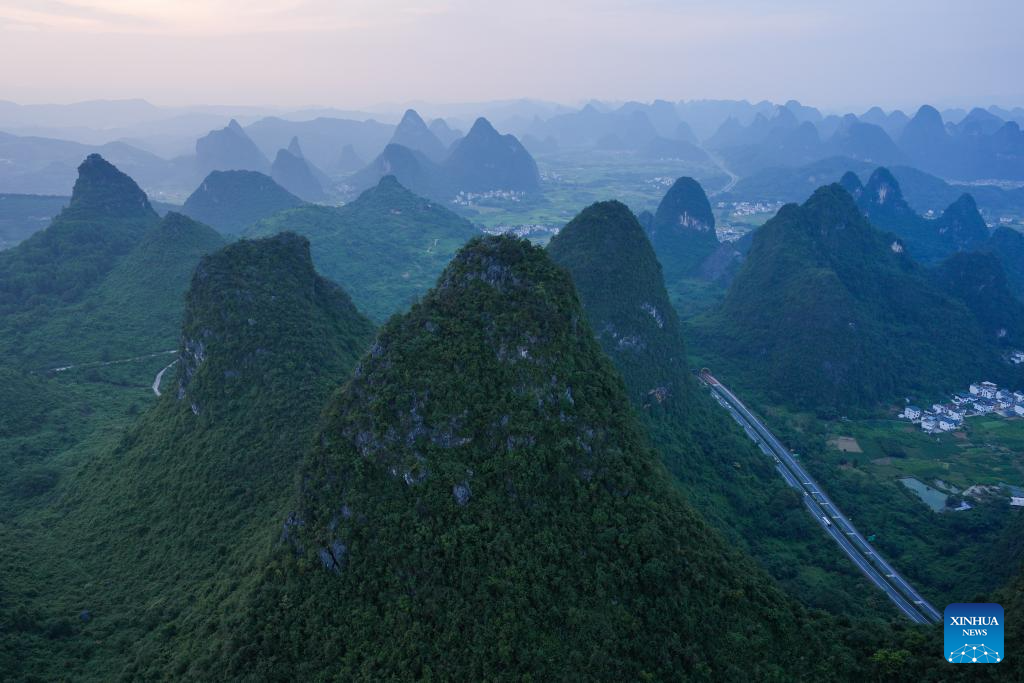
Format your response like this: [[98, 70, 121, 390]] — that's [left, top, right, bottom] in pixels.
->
[[483, 223, 560, 240], [901, 380, 1024, 432], [715, 200, 784, 218], [450, 189, 525, 207], [715, 224, 749, 243], [646, 176, 676, 190]]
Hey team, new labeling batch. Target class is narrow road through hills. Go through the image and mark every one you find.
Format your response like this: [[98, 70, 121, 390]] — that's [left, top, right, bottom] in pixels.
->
[[707, 151, 739, 197], [152, 359, 178, 397], [48, 350, 176, 374], [699, 370, 941, 625]]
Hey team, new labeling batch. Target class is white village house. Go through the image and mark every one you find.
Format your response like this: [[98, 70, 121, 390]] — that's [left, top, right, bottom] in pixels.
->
[[902, 379, 1024, 431]]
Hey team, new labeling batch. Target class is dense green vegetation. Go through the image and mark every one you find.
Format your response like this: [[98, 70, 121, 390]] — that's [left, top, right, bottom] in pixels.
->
[[690, 184, 1020, 414], [0, 233, 375, 680], [0, 212, 224, 370], [0, 193, 67, 250], [933, 251, 1024, 344], [248, 175, 480, 321], [986, 226, 1024, 299], [0, 154, 158, 315], [186, 235, 865, 680], [0, 155, 226, 374], [6, 151, 1024, 680], [548, 201, 691, 407], [182, 169, 304, 235], [647, 176, 720, 283], [0, 352, 176, 679], [548, 201, 900, 619]]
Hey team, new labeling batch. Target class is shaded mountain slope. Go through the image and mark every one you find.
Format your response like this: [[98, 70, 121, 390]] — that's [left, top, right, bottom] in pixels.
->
[[3, 233, 375, 680], [986, 226, 1024, 299], [271, 144, 327, 202], [858, 167, 989, 263], [389, 109, 448, 161], [247, 175, 479, 321], [182, 169, 304, 236], [0, 210, 223, 369], [548, 201, 690, 407], [646, 176, 720, 282], [0, 154, 158, 315], [348, 143, 447, 199], [443, 117, 540, 193], [548, 201, 891, 617], [933, 251, 1024, 344]]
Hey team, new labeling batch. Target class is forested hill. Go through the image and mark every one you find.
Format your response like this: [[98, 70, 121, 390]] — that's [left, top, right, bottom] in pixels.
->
[[0, 153, 158, 315], [182, 169, 304, 235], [646, 176, 720, 282], [1, 233, 375, 680], [691, 183, 1015, 413], [190, 235, 858, 681], [248, 174, 480, 321], [548, 200, 887, 617], [548, 200, 690, 409]]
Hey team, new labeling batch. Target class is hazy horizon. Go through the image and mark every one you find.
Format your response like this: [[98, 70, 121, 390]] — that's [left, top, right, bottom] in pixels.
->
[[2, 0, 1022, 113]]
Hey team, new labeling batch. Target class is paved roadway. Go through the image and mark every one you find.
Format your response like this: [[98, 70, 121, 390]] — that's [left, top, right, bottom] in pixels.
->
[[700, 370, 941, 625], [152, 359, 178, 397]]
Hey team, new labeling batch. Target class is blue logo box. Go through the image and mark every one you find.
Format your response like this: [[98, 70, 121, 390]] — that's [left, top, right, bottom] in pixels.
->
[[945, 603, 1003, 663]]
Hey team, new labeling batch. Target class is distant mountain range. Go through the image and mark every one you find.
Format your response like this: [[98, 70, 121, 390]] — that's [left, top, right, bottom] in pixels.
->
[[0, 193, 67, 249], [708, 103, 1024, 180], [2, 98, 1022, 200], [350, 116, 540, 199], [270, 136, 329, 201], [389, 108, 449, 161], [721, 156, 1024, 217], [195, 119, 270, 176]]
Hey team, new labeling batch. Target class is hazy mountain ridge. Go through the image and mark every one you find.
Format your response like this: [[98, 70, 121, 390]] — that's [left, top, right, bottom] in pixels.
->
[[182, 169, 305, 235]]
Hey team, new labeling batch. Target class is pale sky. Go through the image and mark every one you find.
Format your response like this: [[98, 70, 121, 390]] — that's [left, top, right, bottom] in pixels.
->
[[1, 0, 1021, 111]]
